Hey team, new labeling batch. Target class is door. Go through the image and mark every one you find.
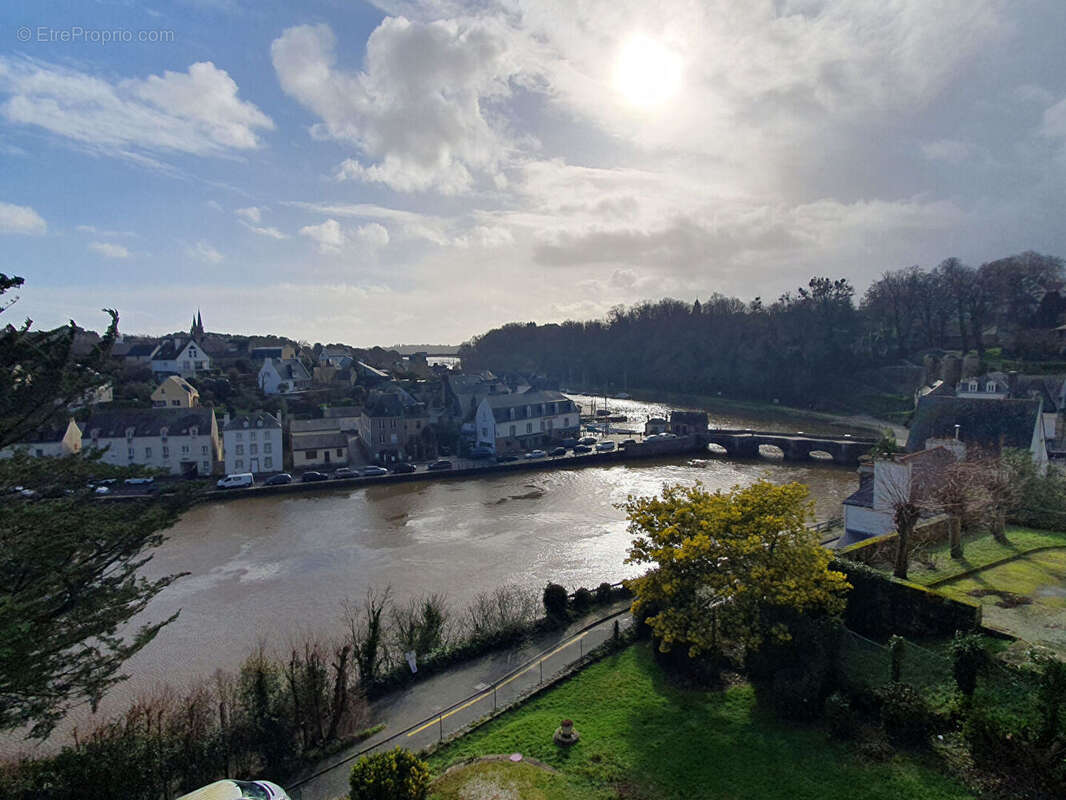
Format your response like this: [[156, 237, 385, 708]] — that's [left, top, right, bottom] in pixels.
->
[[324, 451, 331, 464], [250, 458, 260, 473]]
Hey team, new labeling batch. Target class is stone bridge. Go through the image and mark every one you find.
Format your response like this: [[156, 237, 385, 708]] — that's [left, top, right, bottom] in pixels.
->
[[699, 429, 877, 466]]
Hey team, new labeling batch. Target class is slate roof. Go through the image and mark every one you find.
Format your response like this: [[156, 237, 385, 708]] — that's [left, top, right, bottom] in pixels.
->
[[10, 420, 77, 444], [152, 338, 192, 361], [251, 347, 284, 360], [906, 395, 1041, 453], [269, 358, 311, 382], [85, 407, 214, 438], [482, 390, 576, 422], [291, 431, 349, 450], [1014, 374, 1063, 413], [290, 418, 340, 433], [125, 342, 158, 358], [323, 406, 362, 418], [843, 475, 874, 508], [223, 411, 281, 432]]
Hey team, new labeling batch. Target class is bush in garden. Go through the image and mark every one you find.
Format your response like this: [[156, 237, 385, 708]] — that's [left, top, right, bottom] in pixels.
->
[[596, 582, 613, 604], [349, 748, 430, 800], [877, 682, 930, 747], [950, 632, 986, 698], [571, 587, 593, 614], [542, 582, 569, 620], [824, 691, 855, 739]]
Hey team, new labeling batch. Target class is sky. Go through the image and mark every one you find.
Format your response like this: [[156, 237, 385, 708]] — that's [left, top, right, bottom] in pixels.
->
[[2, 0, 1066, 346]]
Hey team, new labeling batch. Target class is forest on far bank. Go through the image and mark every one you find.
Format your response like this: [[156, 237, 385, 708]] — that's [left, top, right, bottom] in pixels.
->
[[458, 252, 1066, 414]]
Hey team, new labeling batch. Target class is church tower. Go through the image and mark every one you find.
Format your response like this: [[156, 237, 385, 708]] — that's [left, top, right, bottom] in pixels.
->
[[190, 310, 205, 341]]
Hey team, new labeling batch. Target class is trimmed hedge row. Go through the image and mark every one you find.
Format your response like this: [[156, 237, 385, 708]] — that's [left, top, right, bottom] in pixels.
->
[[832, 558, 980, 639]]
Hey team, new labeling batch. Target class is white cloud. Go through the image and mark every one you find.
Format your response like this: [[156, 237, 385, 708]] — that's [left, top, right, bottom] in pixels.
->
[[88, 241, 130, 259], [272, 20, 518, 194], [241, 221, 288, 240], [355, 222, 390, 248], [0, 200, 46, 235], [1042, 97, 1066, 141], [77, 224, 136, 237], [187, 240, 224, 263], [0, 57, 273, 164], [921, 139, 978, 165], [235, 206, 262, 223], [299, 218, 345, 253]]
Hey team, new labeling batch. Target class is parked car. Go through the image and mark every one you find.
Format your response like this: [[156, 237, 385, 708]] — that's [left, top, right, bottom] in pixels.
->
[[549, 446, 567, 457], [579, 436, 597, 445], [524, 449, 547, 459], [94, 485, 111, 495], [561, 438, 579, 448], [301, 471, 329, 482], [388, 462, 416, 474], [217, 473, 254, 490], [573, 444, 592, 454], [426, 459, 453, 471], [124, 476, 155, 486], [496, 453, 518, 463], [177, 779, 291, 800], [596, 441, 617, 452], [468, 445, 494, 459], [263, 473, 292, 486], [360, 465, 389, 477], [622, 438, 637, 447], [332, 467, 358, 479]]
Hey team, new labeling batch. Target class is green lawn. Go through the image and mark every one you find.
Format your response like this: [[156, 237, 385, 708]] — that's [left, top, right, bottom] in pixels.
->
[[427, 643, 974, 800], [907, 526, 1066, 587]]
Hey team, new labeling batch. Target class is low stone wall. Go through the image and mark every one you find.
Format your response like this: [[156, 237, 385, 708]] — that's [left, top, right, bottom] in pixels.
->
[[832, 556, 981, 639], [838, 514, 954, 568]]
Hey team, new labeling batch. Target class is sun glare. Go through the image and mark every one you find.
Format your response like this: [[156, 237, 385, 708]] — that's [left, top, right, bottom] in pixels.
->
[[612, 35, 682, 110]]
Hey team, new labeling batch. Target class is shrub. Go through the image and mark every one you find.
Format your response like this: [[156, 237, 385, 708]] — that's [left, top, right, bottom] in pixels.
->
[[542, 582, 569, 620], [596, 582, 613, 604], [771, 667, 823, 722], [877, 682, 930, 747], [824, 691, 854, 739], [950, 632, 986, 698], [572, 587, 593, 614], [349, 748, 430, 800]]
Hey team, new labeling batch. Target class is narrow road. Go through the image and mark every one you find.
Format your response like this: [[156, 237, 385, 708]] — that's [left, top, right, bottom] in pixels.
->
[[290, 604, 633, 800]]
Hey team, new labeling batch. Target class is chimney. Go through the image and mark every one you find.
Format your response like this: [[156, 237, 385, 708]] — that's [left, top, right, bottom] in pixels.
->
[[222, 412, 231, 427], [1008, 370, 1019, 398]]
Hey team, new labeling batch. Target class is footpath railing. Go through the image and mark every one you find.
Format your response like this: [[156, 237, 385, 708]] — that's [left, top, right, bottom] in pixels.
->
[[289, 608, 633, 800]]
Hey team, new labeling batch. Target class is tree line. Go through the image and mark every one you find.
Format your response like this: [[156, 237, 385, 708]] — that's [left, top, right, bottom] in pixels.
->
[[458, 251, 1065, 408]]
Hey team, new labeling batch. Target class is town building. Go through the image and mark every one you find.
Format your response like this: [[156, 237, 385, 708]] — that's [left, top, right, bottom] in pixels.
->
[[250, 344, 297, 363], [292, 431, 352, 469], [83, 407, 220, 476], [842, 444, 963, 544], [258, 357, 312, 394], [670, 411, 708, 436], [151, 337, 211, 377], [474, 390, 580, 455], [322, 406, 363, 432], [122, 342, 159, 366], [444, 372, 509, 420], [222, 412, 282, 475], [644, 417, 669, 436], [358, 388, 431, 462], [151, 375, 200, 408], [0, 418, 82, 459]]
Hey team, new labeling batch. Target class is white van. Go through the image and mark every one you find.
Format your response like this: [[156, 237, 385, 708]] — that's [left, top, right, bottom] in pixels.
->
[[216, 473, 254, 490]]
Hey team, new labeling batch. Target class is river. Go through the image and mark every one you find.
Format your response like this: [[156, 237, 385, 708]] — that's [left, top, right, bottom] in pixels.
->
[[3, 395, 868, 756]]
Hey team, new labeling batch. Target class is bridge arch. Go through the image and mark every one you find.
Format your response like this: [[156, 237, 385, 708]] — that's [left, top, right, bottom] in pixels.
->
[[758, 443, 785, 460]]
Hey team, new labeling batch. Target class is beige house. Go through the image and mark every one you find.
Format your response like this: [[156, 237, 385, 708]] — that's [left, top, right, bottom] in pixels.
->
[[84, 408, 221, 476], [0, 418, 82, 459], [152, 375, 200, 408], [292, 431, 352, 469]]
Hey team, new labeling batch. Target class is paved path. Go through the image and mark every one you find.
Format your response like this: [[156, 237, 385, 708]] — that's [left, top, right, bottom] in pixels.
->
[[290, 604, 633, 800]]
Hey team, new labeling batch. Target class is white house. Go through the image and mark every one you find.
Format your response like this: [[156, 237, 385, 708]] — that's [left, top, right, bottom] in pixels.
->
[[0, 418, 82, 459], [258, 357, 312, 395], [842, 444, 963, 545], [223, 412, 283, 475], [83, 408, 221, 476], [151, 337, 211, 377], [474, 390, 580, 455]]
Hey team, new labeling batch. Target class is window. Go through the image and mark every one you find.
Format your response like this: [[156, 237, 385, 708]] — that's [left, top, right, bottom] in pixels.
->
[[336, 448, 344, 456], [305, 450, 317, 459], [145, 447, 152, 458], [128, 447, 134, 459], [162, 446, 169, 458], [236, 444, 244, 455], [201, 445, 208, 455], [250, 444, 258, 455], [182, 445, 189, 455], [202, 461, 210, 471], [235, 459, 243, 469], [35, 448, 43, 457], [510, 424, 516, 437], [250, 430, 257, 440], [563, 416, 570, 427], [526, 423, 532, 434], [986, 382, 996, 393], [482, 427, 488, 438], [968, 381, 978, 392], [236, 432, 243, 440], [264, 442, 272, 453], [265, 457, 273, 469], [171, 399, 180, 406]]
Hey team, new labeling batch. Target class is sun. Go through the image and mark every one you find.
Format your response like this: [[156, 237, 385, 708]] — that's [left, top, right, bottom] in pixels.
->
[[612, 35, 682, 110]]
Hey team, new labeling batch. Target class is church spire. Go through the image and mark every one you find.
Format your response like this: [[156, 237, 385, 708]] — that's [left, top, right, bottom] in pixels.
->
[[190, 309, 205, 340]]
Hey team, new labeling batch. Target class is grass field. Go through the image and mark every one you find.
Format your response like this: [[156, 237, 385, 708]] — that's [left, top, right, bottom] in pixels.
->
[[427, 643, 974, 800], [906, 526, 1066, 586]]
